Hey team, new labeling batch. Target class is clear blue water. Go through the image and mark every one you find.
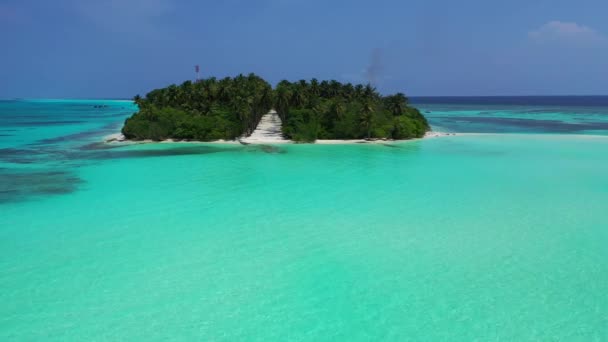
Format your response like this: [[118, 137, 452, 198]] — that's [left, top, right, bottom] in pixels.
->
[[413, 96, 608, 135], [1, 98, 608, 340]]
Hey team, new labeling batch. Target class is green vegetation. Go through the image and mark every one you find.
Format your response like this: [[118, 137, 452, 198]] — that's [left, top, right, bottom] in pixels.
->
[[122, 74, 429, 142], [122, 74, 273, 141], [275, 79, 429, 142]]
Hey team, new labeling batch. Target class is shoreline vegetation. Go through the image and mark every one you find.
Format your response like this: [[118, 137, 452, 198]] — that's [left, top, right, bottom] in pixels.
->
[[105, 131, 453, 145], [119, 74, 430, 143]]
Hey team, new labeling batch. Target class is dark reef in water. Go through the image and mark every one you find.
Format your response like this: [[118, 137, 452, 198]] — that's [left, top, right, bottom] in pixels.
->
[[0, 143, 243, 204], [0, 147, 52, 164], [30, 122, 122, 146], [437, 116, 608, 133], [20, 120, 86, 126], [0, 169, 84, 203], [411, 96, 608, 107], [258, 145, 283, 154], [86, 145, 233, 160], [1, 142, 240, 166]]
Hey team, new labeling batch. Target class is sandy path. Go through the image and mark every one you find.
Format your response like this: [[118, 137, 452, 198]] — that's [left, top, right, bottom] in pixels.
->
[[240, 110, 288, 144]]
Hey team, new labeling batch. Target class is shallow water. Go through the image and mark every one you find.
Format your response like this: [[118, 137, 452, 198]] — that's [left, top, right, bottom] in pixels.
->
[[1, 99, 608, 340]]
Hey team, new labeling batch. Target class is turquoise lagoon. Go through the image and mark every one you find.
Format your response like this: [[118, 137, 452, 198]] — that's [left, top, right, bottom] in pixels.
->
[[1, 98, 608, 340]]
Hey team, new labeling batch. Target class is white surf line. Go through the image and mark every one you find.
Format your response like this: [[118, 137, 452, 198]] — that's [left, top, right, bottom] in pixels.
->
[[424, 131, 457, 138], [240, 110, 289, 144]]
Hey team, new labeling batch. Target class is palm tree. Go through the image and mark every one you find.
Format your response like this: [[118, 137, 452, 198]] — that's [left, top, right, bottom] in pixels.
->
[[385, 95, 403, 116], [292, 89, 307, 107], [260, 88, 273, 113], [329, 80, 340, 97], [342, 83, 354, 100], [207, 81, 219, 102], [354, 84, 364, 98], [319, 80, 330, 97], [275, 86, 292, 121], [312, 100, 325, 117], [364, 83, 377, 99], [133, 95, 143, 107], [395, 92, 408, 105], [233, 97, 251, 135], [217, 82, 232, 103], [330, 100, 345, 121], [166, 85, 179, 106], [310, 78, 320, 97], [359, 100, 374, 139]]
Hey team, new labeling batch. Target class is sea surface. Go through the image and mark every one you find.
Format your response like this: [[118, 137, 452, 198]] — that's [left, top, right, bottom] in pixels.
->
[[1, 97, 608, 340]]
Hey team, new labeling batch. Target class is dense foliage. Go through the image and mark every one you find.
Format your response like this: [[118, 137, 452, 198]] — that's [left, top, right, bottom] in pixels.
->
[[122, 74, 429, 142], [275, 79, 429, 142], [122, 74, 273, 141]]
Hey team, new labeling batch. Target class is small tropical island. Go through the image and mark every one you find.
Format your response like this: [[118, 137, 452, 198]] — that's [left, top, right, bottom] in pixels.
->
[[121, 73, 430, 143]]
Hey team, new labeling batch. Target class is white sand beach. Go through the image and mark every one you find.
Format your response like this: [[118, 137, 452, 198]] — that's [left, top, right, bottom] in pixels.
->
[[104, 133, 126, 142], [239, 110, 288, 144], [105, 110, 452, 145]]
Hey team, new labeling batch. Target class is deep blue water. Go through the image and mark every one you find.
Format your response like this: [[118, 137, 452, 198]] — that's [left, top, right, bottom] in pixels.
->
[[412, 96, 608, 134], [412, 95, 608, 107]]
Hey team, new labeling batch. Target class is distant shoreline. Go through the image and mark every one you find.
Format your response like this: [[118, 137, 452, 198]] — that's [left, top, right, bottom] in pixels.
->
[[104, 131, 608, 146], [104, 131, 454, 145]]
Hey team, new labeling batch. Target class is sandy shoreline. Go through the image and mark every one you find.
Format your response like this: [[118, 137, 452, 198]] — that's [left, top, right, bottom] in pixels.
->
[[103, 131, 455, 146], [106, 109, 456, 145], [105, 131, 608, 146]]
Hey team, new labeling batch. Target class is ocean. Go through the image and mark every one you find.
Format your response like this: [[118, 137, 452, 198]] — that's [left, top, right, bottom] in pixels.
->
[[1, 98, 607, 340]]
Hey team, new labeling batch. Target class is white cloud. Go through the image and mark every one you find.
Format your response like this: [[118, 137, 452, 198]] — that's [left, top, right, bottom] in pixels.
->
[[529, 21, 605, 44]]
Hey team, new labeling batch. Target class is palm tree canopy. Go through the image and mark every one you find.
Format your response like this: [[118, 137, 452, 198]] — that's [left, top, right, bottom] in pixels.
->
[[123, 75, 428, 142]]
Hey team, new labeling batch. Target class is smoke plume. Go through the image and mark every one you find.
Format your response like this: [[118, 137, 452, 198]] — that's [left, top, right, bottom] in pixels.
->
[[365, 48, 384, 86]]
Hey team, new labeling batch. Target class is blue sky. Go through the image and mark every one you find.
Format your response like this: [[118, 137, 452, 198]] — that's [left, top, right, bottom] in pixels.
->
[[1, 0, 607, 98]]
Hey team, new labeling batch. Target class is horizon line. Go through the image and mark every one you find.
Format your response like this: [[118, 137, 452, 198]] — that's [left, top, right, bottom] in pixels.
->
[[2, 94, 608, 101]]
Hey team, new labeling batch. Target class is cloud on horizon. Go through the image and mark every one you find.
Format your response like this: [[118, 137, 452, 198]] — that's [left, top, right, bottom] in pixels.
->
[[528, 21, 606, 45]]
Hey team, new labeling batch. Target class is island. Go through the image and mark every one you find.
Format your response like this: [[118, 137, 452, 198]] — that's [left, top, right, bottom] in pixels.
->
[[121, 74, 430, 143]]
